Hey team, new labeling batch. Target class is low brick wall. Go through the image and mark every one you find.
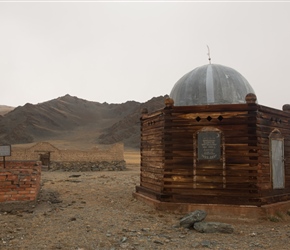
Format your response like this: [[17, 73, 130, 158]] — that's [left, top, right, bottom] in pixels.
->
[[0, 161, 41, 203]]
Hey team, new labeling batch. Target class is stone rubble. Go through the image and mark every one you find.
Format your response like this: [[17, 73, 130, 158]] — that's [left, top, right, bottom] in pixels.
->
[[194, 221, 234, 234], [179, 210, 207, 228], [180, 209, 234, 234], [48, 160, 126, 171]]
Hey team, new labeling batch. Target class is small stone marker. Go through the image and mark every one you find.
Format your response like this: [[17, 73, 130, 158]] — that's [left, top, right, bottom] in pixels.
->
[[179, 210, 207, 228], [194, 221, 234, 234]]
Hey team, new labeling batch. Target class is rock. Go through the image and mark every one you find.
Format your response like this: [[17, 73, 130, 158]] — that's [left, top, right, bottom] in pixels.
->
[[194, 221, 234, 234], [69, 217, 77, 222], [69, 174, 81, 178], [153, 240, 163, 245], [120, 237, 127, 243], [179, 210, 207, 228], [201, 240, 217, 248]]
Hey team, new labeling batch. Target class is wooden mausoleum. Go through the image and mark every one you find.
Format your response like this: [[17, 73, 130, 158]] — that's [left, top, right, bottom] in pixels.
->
[[134, 63, 290, 214]]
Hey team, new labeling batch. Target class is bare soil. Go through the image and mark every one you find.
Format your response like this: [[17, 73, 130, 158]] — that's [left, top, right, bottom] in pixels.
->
[[1, 150, 290, 249]]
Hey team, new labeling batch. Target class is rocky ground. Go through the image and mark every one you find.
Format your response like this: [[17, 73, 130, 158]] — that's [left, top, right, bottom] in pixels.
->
[[1, 162, 290, 250]]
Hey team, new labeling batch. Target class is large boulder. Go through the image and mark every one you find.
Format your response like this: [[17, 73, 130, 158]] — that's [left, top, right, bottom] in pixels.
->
[[179, 210, 207, 228]]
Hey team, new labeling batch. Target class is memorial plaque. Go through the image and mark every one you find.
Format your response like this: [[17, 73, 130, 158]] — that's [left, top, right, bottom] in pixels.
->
[[198, 131, 221, 160], [0, 145, 11, 157]]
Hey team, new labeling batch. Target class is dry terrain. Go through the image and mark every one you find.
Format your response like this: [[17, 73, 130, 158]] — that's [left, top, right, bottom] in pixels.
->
[[0, 150, 290, 250]]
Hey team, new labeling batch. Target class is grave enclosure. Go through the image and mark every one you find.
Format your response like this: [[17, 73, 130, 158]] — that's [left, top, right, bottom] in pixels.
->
[[0, 142, 125, 207]]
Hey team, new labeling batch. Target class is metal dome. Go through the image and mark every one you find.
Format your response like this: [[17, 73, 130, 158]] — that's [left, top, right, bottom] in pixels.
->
[[170, 64, 256, 106]]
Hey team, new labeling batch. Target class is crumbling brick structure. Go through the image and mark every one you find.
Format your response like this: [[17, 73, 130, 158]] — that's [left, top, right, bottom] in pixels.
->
[[0, 161, 41, 204]]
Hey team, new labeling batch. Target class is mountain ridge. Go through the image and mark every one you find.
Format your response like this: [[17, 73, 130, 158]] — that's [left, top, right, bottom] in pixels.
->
[[0, 94, 167, 148]]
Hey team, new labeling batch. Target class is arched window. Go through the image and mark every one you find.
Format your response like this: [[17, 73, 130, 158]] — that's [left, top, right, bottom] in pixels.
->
[[269, 129, 285, 189]]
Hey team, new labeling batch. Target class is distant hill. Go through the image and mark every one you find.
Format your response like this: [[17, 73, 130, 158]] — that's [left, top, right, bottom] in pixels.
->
[[0, 94, 167, 148], [0, 105, 14, 116], [98, 96, 167, 147]]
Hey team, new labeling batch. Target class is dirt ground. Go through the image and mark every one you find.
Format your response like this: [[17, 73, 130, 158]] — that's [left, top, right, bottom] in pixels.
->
[[1, 150, 290, 250]]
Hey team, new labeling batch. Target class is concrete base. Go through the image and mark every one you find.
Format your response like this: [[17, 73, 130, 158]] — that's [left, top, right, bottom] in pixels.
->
[[133, 192, 290, 219]]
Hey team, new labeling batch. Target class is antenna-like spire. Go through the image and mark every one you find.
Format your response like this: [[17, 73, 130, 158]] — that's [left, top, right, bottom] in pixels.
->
[[207, 45, 211, 64]]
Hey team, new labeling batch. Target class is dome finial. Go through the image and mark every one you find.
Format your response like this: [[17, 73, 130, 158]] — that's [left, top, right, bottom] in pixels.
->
[[207, 45, 211, 64]]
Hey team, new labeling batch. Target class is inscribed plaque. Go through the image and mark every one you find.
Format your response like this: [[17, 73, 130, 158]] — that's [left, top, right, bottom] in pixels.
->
[[198, 131, 221, 160]]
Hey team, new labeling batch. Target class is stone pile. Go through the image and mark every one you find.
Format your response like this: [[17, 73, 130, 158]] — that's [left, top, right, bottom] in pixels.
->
[[47, 160, 126, 172], [180, 210, 234, 234]]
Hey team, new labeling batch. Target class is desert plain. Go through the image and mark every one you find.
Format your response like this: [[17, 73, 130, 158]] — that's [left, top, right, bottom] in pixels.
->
[[0, 147, 290, 250]]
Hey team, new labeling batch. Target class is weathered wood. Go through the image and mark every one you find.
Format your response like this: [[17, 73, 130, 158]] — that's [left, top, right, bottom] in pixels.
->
[[141, 171, 163, 180], [138, 103, 290, 206], [141, 181, 163, 192]]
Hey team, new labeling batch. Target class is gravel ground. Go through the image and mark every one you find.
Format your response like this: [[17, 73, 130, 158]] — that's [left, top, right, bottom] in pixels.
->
[[0, 164, 290, 250]]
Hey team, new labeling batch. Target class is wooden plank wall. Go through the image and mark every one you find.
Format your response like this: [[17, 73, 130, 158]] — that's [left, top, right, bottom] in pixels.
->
[[256, 105, 290, 204], [139, 110, 166, 198], [161, 104, 262, 205], [139, 104, 290, 206]]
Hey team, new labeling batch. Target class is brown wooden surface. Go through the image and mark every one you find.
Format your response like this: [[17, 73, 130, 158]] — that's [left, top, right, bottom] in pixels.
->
[[138, 103, 290, 206]]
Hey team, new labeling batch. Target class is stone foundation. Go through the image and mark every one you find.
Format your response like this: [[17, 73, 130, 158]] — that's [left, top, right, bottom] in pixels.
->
[[48, 160, 126, 171], [10, 142, 124, 162]]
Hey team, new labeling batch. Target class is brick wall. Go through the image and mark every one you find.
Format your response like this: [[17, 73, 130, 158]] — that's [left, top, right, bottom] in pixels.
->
[[0, 161, 41, 203]]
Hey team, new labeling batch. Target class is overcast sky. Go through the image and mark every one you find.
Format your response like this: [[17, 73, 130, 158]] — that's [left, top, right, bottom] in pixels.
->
[[0, 1, 290, 110]]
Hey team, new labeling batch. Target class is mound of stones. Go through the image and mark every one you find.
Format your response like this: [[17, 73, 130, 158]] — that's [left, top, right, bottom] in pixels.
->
[[180, 210, 234, 234]]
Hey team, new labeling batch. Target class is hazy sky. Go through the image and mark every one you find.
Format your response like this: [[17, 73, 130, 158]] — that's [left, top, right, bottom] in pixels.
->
[[0, 1, 290, 110]]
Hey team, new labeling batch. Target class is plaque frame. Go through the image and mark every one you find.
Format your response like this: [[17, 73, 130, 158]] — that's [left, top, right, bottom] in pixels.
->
[[193, 127, 226, 189]]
